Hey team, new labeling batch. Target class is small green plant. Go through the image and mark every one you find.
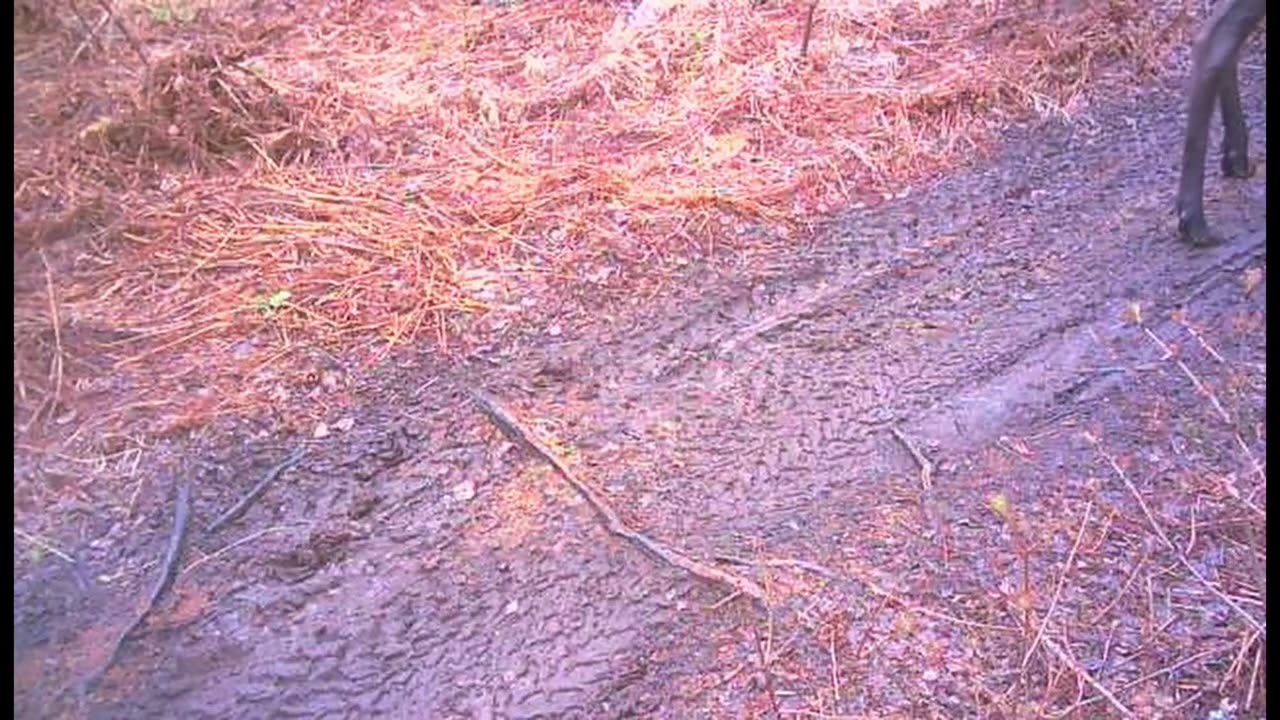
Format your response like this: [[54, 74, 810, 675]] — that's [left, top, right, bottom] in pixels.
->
[[254, 289, 292, 319], [148, 1, 197, 25]]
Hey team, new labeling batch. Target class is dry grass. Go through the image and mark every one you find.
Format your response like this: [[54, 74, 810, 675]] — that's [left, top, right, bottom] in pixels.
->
[[14, 0, 1193, 443]]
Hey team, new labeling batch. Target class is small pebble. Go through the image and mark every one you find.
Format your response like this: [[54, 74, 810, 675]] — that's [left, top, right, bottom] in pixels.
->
[[451, 481, 476, 503]]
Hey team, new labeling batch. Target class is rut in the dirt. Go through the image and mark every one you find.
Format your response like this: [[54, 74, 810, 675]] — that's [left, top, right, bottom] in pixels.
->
[[15, 41, 1267, 720]]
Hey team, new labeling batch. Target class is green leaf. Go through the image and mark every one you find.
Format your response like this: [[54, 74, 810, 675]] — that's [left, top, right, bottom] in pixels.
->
[[254, 289, 293, 318]]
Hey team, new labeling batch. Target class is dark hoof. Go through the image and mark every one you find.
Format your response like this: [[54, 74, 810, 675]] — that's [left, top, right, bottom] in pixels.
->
[[1221, 151, 1254, 179], [1178, 215, 1223, 247]]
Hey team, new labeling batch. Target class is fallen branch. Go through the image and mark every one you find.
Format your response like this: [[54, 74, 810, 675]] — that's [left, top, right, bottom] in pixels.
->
[[469, 388, 768, 605], [82, 482, 191, 694], [207, 448, 307, 533]]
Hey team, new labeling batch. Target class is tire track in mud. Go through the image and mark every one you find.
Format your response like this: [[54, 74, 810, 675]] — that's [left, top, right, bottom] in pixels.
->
[[18, 55, 1266, 720], [534, 70, 1266, 552]]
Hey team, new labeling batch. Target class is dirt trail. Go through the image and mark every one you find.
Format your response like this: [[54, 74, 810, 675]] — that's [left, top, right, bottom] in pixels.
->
[[14, 47, 1267, 720]]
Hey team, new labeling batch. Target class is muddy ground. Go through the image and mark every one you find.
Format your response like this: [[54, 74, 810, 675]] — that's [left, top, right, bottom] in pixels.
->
[[14, 36, 1267, 720]]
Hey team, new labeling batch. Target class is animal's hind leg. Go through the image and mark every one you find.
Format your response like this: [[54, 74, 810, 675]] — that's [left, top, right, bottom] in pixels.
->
[[1177, 45, 1232, 246], [1176, 0, 1266, 246], [1217, 57, 1254, 178]]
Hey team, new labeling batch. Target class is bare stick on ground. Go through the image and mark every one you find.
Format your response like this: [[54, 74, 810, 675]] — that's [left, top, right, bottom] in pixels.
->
[[38, 249, 65, 430], [469, 388, 768, 605], [800, 0, 821, 58], [207, 448, 307, 533], [683, 264, 899, 376], [891, 426, 951, 562], [752, 609, 782, 717], [182, 525, 291, 577], [715, 282, 850, 358], [14, 527, 76, 564], [890, 426, 934, 491], [82, 482, 192, 694], [64, 0, 106, 57]]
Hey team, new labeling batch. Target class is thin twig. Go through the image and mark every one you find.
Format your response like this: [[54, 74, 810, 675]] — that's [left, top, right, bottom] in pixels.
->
[[182, 525, 291, 577], [800, 0, 821, 58], [470, 388, 768, 605], [717, 284, 841, 356], [1092, 438, 1265, 637], [890, 426, 934, 491], [1175, 316, 1226, 364], [892, 426, 950, 562], [828, 620, 841, 705], [1233, 433, 1267, 493], [70, 7, 111, 64], [207, 448, 307, 533], [1021, 500, 1092, 673], [713, 277, 872, 358], [714, 554, 1016, 633], [64, 0, 106, 55], [1245, 634, 1262, 711], [1169, 691, 1205, 714], [708, 589, 743, 611], [754, 609, 782, 718], [1222, 629, 1260, 687], [1053, 642, 1234, 715], [1087, 552, 1147, 626], [713, 658, 751, 689], [38, 249, 65, 425], [14, 527, 76, 564], [778, 707, 870, 712], [1141, 326, 1231, 425], [93, 0, 149, 68], [1040, 635, 1135, 719]]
